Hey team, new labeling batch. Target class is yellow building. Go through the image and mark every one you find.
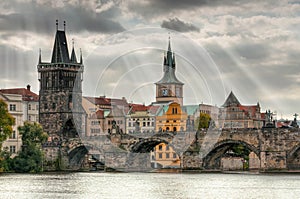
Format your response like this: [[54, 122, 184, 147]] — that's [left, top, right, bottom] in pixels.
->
[[151, 143, 180, 168], [156, 102, 188, 132]]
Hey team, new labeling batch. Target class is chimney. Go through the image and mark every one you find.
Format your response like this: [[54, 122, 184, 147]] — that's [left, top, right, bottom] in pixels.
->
[[26, 84, 31, 91]]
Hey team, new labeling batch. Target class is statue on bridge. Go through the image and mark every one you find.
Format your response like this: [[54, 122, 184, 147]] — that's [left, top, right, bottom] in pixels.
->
[[263, 110, 276, 128], [290, 113, 299, 128]]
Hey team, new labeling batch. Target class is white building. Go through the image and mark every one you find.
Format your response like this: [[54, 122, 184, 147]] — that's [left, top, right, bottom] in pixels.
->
[[0, 85, 39, 155]]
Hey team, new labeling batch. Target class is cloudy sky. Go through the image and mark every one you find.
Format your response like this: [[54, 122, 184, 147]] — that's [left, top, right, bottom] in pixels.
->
[[1, 0, 300, 119]]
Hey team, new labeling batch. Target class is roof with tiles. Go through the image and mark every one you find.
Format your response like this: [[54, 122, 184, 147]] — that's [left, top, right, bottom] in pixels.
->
[[90, 109, 104, 119], [239, 105, 259, 118], [0, 86, 38, 101]]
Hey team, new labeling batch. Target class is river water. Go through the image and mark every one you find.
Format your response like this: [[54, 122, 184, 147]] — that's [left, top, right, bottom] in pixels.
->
[[0, 172, 299, 199]]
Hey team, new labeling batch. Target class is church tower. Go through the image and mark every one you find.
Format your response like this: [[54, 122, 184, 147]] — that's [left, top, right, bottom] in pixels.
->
[[155, 37, 184, 106], [38, 20, 84, 143]]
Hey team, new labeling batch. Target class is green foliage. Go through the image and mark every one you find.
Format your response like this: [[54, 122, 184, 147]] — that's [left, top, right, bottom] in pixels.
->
[[232, 144, 250, 161], [0, 147, 13, 172], [12, 122, 48, 173], [195, 113, 211, 130], [0, 99, 15, 149]]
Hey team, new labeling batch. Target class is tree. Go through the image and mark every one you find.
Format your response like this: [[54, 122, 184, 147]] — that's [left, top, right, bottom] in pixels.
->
[[0, 148, 13, 172], [195, 113, 211, 130], [12, 122, 48, 173], [0, 99, 15, 149]]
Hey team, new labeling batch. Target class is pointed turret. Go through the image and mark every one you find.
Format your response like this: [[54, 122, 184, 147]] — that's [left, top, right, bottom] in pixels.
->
[[79, 48, 83, 64], [38, 48, 42, 64], [172, 53, 176, 69], [70, 39, 77, 63], [51, 20, 70, 63]]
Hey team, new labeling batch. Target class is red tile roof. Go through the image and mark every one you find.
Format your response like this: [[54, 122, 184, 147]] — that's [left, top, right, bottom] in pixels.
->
[[84, 96, 111, 106], [0, 88, 39, 101], [239, 105, 258, 118], [84, 96, 129, 107], [90, 110, 104, 119], [129, 103, 149, 113]]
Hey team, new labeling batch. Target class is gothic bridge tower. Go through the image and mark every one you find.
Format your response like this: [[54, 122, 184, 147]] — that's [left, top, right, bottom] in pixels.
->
[[155, 37, 184, 106], [38, 21, 85, 169]]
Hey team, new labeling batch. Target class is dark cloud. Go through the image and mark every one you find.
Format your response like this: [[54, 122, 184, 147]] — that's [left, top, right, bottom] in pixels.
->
[[0, 0, 125, 34], [161, 18, 199, 32], [127, 0, 262, 18]]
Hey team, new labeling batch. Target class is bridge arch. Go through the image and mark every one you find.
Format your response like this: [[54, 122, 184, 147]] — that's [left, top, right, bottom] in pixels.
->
[[202, 139, 260, 169], [130, 138, 171, 153], [67, 143, 97, 170], [130, 132, 176, 153], [287, 143, 300, 169]]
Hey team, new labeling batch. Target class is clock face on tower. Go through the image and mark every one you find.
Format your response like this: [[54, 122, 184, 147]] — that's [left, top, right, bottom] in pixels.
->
[[162, 89, 168, 96]]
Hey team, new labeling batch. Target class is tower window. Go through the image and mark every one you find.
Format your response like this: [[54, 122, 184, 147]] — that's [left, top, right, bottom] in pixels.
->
[[172, 108, 178, 114]]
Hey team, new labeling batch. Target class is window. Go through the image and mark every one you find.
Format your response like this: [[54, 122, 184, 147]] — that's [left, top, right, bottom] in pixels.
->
[[172, 108, 178, 114], [10, 131, 16, 139], [28, 104, 31, 110], [166, 146, 170, 151], [173, 153, 177, 158], [9, 104, 16, 111], [52, 103, 56, 109], [159, 145, 162, 151], [166, 153, 170, 159], [9, 146, 16, 154], [28, 115, 31, 121], [158, 153, 162, 159], [128, 122, 131, 127]]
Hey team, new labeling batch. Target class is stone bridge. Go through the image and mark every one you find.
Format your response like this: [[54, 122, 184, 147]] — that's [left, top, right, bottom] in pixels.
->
[[97, 128, 300, 171], [45, 128, 300, 171]]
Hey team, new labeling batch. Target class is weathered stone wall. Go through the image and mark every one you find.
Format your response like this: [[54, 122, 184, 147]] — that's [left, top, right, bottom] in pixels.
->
[[221, 157, 244, 171], [259, 129, 300, 170], [249, 151, 260, 170], [182, 152, 202, 169], [104, 152, 151, 172]]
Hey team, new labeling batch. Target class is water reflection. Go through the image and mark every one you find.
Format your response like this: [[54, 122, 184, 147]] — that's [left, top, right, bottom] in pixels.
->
[[0, 172, 299, 198]]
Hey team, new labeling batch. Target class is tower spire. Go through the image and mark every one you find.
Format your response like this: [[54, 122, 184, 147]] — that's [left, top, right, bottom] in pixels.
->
[[80, 48, 83, 64], [38, 48, 42, 64], [51, 20, 70, 63], [167, 34, 173, 66]]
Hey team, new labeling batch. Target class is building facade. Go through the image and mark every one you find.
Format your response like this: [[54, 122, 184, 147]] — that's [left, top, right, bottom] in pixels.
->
[[219, 91, 263, 129], [126, 104, 156, 134], [151, 143, 180, 168], [0, 86, 39, 155], [156, 102, 188, 132]]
